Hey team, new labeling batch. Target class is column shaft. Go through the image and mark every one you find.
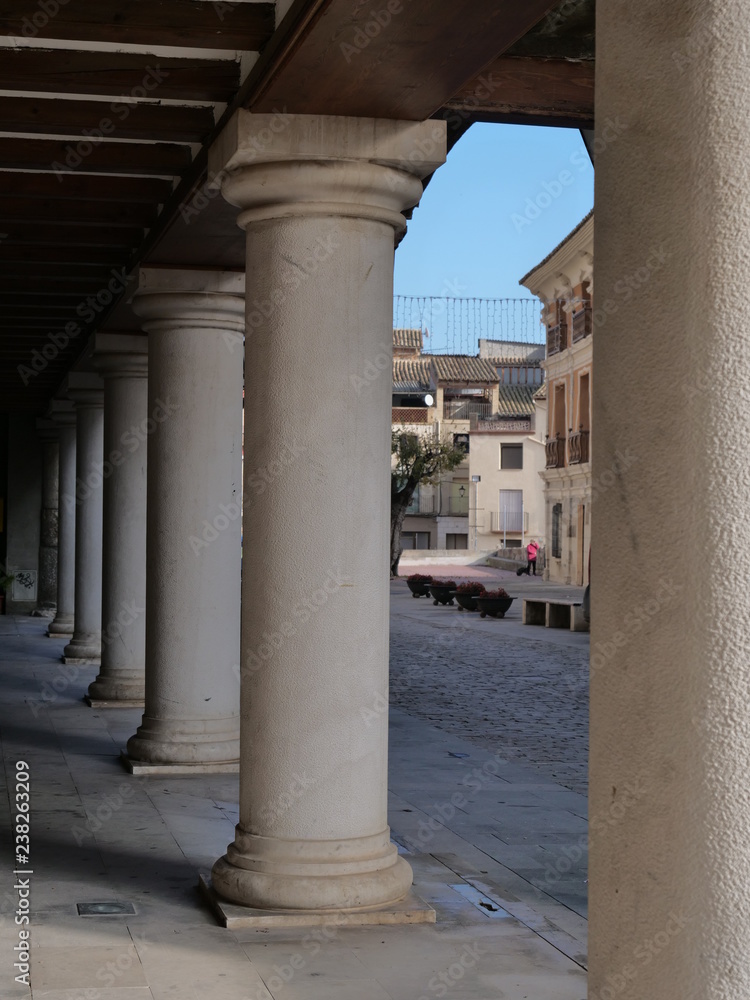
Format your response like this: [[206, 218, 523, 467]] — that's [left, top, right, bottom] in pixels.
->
[[87, 336, 148, 705], [125, 271, 243, 767], [63, 383, 104, 663], [209, 112, 445, 910], [48, 422, 76, 635], [37, 434, 59, 610], [591, 1, 750, 996]]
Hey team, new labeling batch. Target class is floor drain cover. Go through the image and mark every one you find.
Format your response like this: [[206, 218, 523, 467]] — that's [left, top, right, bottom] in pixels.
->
[[77, 901, 136, 916], [449, 883, 511, 918]]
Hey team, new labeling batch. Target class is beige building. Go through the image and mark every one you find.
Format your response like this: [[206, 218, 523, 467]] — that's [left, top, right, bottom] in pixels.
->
[[520, 212, 593, 585], [469, 381, 546, 553], [393, 338, 500, 552], [393, 332, 548, 555]]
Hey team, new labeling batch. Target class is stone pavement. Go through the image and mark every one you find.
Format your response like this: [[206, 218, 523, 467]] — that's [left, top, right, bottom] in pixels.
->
[[390, 578, 589, 795], [0, 607, 588, 999]]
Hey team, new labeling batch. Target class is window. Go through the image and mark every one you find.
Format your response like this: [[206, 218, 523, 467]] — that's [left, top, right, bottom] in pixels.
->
[[453, 433, 469, 454], [402, 531, 430, 550], [501, 444, 523, 470], [498, 490, 523, 532], [551, 503, 563, 559], [446, 533, 468, 550]]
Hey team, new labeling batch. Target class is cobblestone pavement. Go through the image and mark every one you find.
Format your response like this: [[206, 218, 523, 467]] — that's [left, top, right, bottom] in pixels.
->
[[389, 581, 589, 795]]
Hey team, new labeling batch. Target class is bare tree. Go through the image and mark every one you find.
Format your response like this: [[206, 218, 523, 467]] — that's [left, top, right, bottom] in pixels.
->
[[390, 429, 466, 577]]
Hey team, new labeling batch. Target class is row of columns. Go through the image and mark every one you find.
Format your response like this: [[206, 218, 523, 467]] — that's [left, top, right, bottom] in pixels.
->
[[28, 15, 750, 989], [41, 112, 443, 912]]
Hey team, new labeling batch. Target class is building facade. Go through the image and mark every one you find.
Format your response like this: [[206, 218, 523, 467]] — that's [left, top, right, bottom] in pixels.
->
[[520, 212, 593, 585]]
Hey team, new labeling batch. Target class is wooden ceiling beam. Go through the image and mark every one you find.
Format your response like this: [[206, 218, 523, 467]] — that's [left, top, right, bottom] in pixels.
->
[[0, 1, 275, 51], [0, 172, 173, 203], [0, 96, 215, 143], [0, 223, 144, 247], [442, 55, 594, 128], [249, 0, 559, 119], [0, 50, 241, 103], [0, 196, 159, 227], [0, 245, 127, 265], [0, 137, 192, 176]]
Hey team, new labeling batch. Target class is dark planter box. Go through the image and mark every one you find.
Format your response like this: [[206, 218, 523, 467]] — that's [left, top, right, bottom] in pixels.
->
[[476, 596, 514, 619], [406, 579, 432, 598], [455, 592, 482, 612], [429, 584, 456, 606]]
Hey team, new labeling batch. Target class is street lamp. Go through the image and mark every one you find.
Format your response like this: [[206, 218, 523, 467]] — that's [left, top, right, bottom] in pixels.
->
[[471, 475, 480, 551]]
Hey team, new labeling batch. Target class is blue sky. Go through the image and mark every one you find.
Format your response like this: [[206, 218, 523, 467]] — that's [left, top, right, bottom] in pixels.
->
[[394, 123, 594, 301]]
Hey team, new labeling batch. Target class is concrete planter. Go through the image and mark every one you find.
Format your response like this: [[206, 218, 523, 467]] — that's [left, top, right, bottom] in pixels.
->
[[429, 584, 456, 606], [406, 578, 433, 598], [455, 593, 481, 612], [476, 596, 514, 619]]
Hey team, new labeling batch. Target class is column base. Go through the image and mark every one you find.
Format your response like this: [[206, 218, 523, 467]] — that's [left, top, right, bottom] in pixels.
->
[[87, 671, 145, 705], [198, 874, 434, 929], [120, 750, 238, 775], [125, 715, 240, 767], [63, 633, 101, 661], [86, 697, 144, 709], [48, 615, 74, 636], [211, 829, 414, 912]]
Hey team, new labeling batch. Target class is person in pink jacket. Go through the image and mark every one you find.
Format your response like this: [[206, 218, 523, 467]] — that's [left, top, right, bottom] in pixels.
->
[[526, 539, 539, 576]]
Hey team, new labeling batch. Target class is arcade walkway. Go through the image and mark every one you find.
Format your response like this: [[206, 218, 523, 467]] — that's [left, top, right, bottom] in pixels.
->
[[0, 604, 587, 999]]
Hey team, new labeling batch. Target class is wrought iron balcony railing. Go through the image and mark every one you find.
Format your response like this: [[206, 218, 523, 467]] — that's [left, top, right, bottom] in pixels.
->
[[568, 428, 590, 465], [547, 322, 567, 356], [545, 433, 566, 468], [571, 306, 592, 343]]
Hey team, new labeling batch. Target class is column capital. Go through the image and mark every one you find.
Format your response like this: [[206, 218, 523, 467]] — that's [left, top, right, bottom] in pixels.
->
[[64, 372, 104, 409], [92, 332, 148, 379], [36, 418, 60, 442], [131, 268, 245, 335], [48, 399, 77, 428], [209, 112, 447, 233]]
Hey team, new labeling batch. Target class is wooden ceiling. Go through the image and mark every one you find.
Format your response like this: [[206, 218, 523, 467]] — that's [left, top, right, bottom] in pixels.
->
[[0, 0, 594, 413]]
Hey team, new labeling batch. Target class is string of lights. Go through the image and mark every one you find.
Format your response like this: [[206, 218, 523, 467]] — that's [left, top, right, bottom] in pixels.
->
[[392, 296, 544, 354]]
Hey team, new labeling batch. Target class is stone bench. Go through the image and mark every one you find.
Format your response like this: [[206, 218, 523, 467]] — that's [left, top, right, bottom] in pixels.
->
[[522, 598, 589, 632]]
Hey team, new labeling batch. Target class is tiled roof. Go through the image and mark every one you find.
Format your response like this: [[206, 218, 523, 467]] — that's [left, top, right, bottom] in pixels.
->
[[430, 355, 499, 384], [393, 357, 432, 391], [496, 385, 537, 417], [533, 380, 547, 401], [393, 328, 423, 350], [484, 355, 543, 368]]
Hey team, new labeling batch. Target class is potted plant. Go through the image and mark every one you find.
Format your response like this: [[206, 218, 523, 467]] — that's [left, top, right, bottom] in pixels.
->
[[406, 573, 433, 598], [454, 581, 486, 612], [0, 571, 15, 616], [476, 587, 514, 619], [428, 579, 457, 605]]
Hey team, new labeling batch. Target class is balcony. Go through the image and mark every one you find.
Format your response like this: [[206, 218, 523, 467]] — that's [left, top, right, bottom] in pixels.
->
[[444, 495, 469, 516], [392, 406, 429, 424], [443, 399, 491, 421], [545, 434, 566, 468], [491, 510, 529, 533], [572, 306, 592, 343], [568, 428, 590, 465], [547, 322, 567, 356], [406, 494, 436, 516]]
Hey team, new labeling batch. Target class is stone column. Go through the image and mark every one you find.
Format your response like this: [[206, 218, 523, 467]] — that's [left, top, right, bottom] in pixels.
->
[[35, 421, 59, 612], [86, 335, 148, 707], [62, 375, 104, 664], [124, 269, 243, 771], [208, 113, 445, 911], [48, 405, 76, 636], [590, 2, 750, 997]]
